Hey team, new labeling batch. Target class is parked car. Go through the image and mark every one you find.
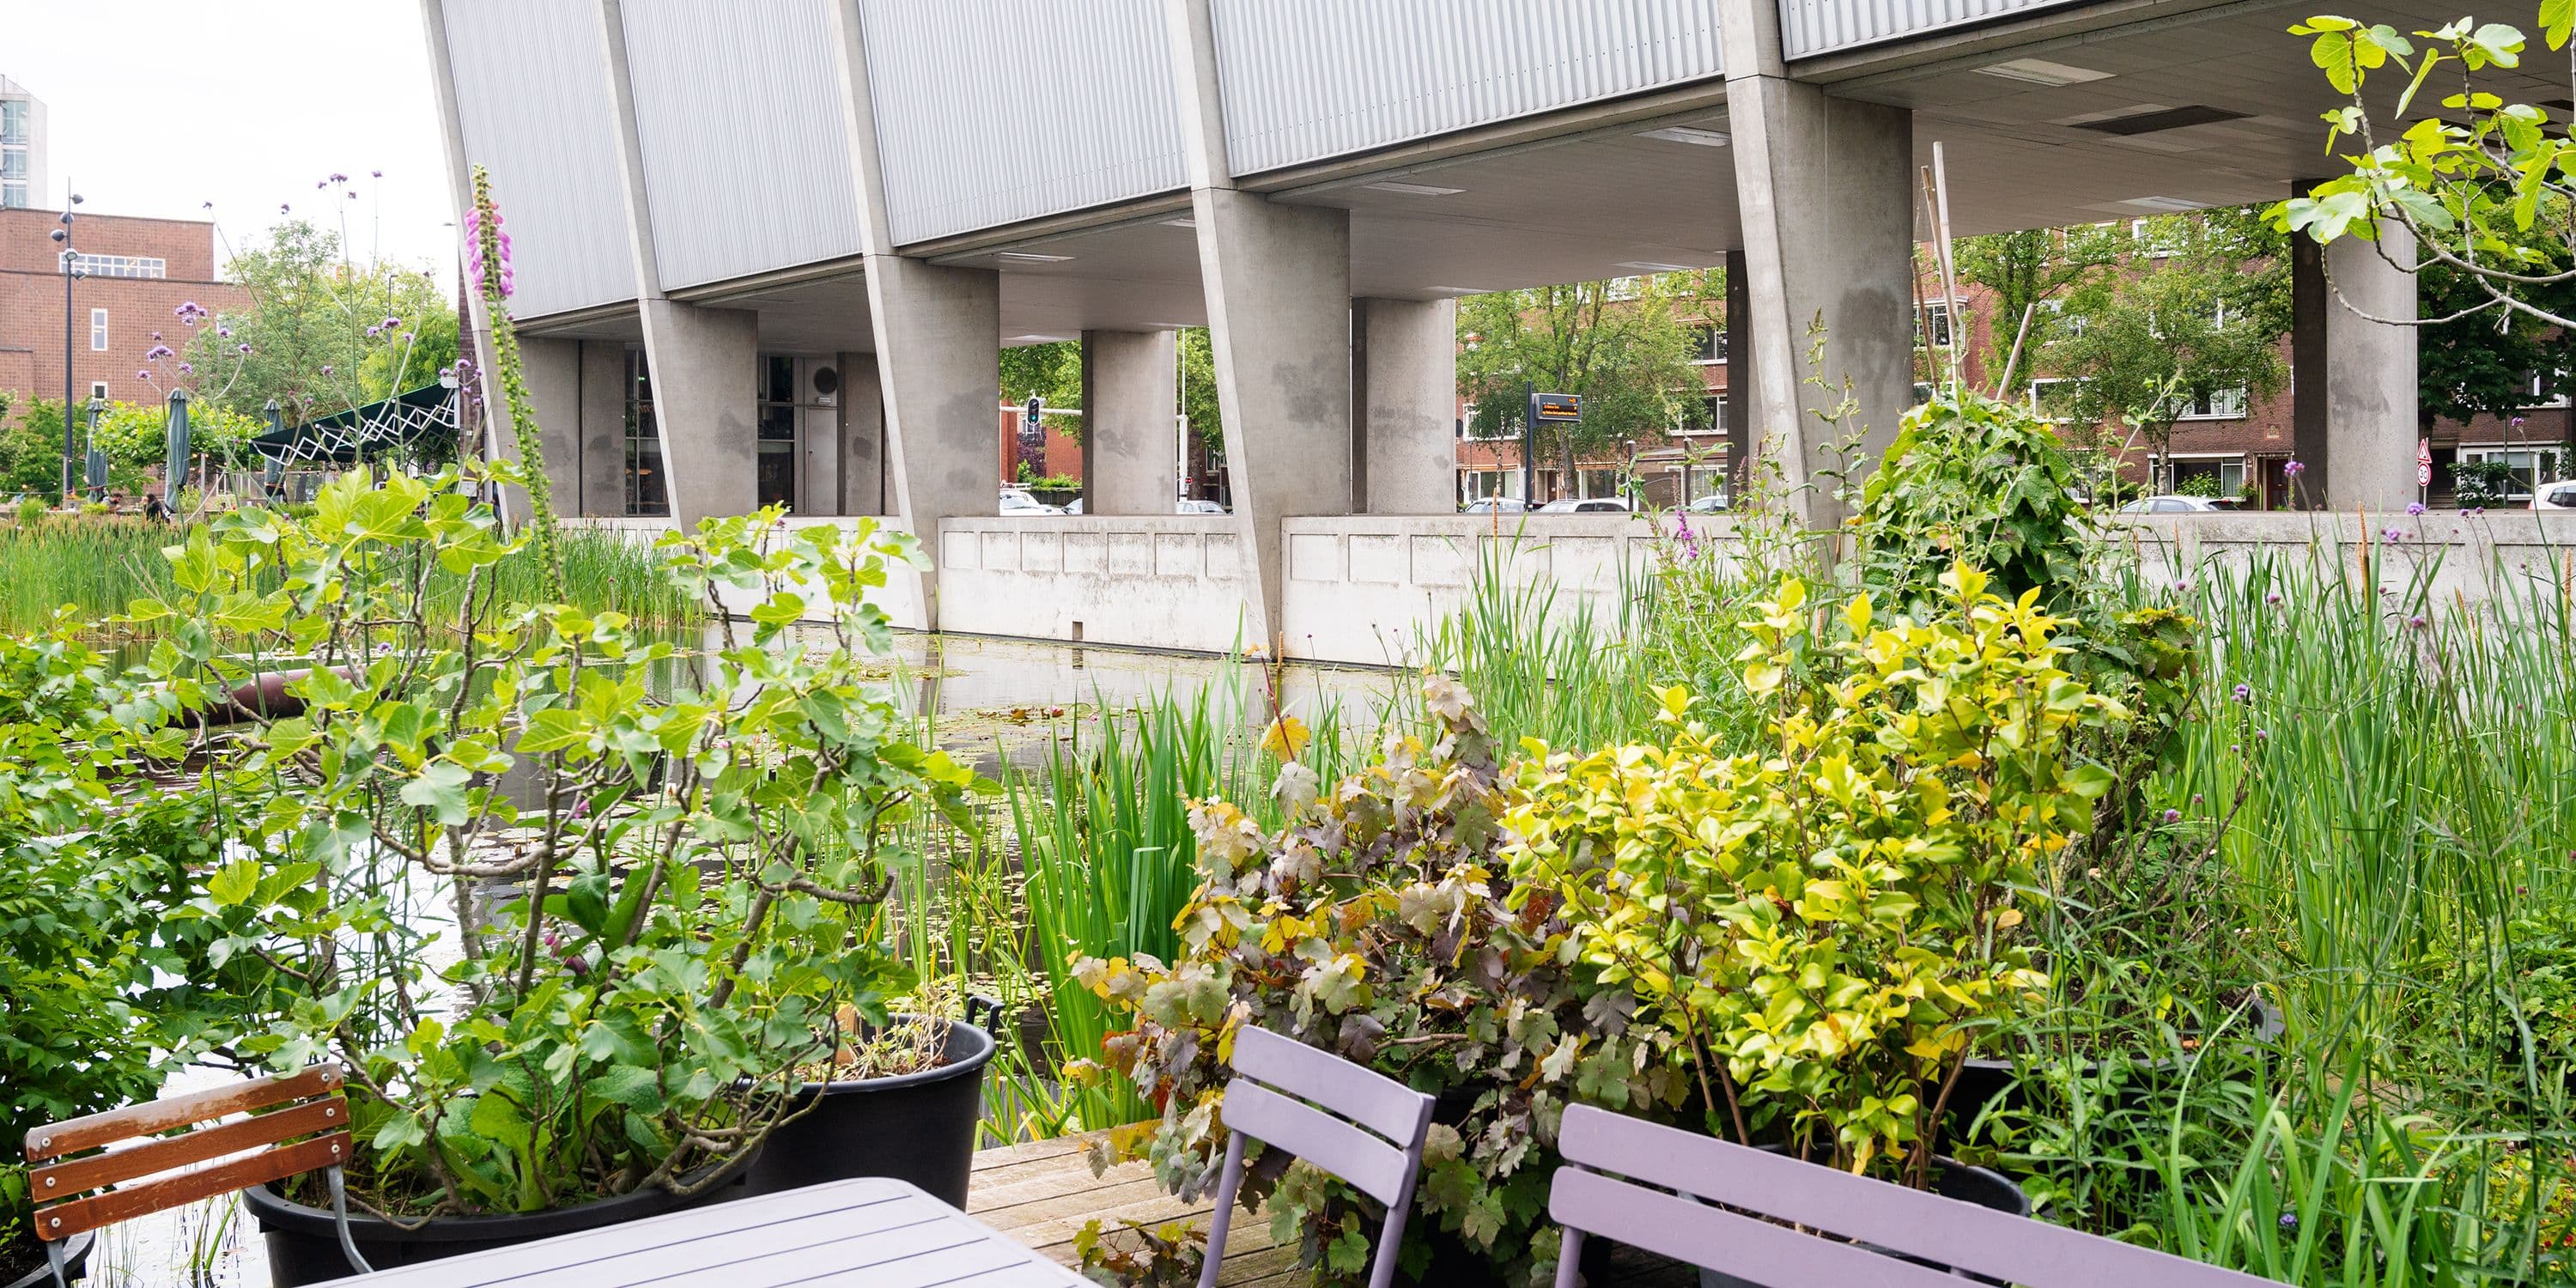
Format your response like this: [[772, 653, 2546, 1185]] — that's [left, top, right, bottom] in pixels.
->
[[1685, 495, 1729, 513], [2117, 495, 2225, 514], [1176, 498, 1229, 514], [2533, 479, 2576, 510], [1535, 497, 1631, 513], [1062, 497, 1084, 515], [1461, 497, 1527, 514], [999, 488, 1060, 515]]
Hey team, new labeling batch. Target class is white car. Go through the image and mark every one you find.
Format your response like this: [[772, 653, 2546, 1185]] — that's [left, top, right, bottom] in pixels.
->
[[1461, 497, 1527, 514], [1685, 494, 1729, 513], [1535, 497, 1631, 513], [999, 488, 1060, 515], [1176, 498, 1228, 514], [2117, 495, 2225, 514], [2532, 479, 2576, 510]]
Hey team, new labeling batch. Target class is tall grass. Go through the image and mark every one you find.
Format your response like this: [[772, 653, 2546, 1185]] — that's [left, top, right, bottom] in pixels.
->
[[0, 515, 698, 635], [1408, 535, 1657, 750]]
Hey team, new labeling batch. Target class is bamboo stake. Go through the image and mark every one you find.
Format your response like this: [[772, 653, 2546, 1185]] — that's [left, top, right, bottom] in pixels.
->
[[1929, 143, 1965, 393], [1996, 302, 2038, 401]]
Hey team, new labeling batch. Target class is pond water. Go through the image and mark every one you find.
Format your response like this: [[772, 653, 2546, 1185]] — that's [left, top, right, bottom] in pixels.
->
[[69, 632, 1403, 1288]]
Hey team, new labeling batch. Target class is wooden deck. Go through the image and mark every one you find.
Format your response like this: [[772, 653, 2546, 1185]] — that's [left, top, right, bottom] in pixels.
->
[[965, 1131, 1692, 1286]]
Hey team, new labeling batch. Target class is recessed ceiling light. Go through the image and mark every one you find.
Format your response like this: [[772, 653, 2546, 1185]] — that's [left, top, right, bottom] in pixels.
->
[[1637, 125, 1731, 147], [2075, 105, 2251, 136], [2116, 195, 2205, 213], [1006, 333, 1072, 344], [1159, 217, 1196, 228], [1977, 58, 2113, 87], [1616, 260, 1702, 273], [998, 251, 1074, 263], [1361, 181, 1464, 197]]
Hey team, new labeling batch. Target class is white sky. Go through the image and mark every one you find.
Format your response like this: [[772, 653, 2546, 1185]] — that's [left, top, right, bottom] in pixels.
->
[[2, 0, 457, 276]]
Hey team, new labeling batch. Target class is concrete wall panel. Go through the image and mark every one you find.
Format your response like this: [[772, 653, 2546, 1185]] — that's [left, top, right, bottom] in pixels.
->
[[441, 0, 635, 319], [860, 0, 1187, 245], [1210, 0, 1724, 176], [1778, 0, 2081, 60], [618, 0, 865, 290]]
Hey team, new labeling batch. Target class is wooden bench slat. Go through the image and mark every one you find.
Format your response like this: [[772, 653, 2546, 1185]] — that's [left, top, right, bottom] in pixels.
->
[[35, 1131, 351, 1242], [25, 1065, 343, 1161], [30, 1097, 347, 1199]]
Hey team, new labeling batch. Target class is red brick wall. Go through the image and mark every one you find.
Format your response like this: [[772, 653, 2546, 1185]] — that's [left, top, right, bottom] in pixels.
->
[[0, 210, 245, 410]]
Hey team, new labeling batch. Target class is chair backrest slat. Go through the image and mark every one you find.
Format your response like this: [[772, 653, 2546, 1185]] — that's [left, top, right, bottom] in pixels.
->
[[1221, 1081, 1413, 1206], [24, 1065, 343, 1162], [33, 1131, 351, 1242], [1228, 1027, 1427, 1145], [28, 1097, 349, 1200], [1552, 1105, 2280, 1288], [1551, 1168, 1963, 1288]]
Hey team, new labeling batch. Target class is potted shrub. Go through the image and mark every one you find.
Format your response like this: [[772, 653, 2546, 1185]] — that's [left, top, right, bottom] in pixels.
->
[[1074, 678, 1668, 1287], [1506, 564, 2132, 1261], [739, 1003, 999, 1206], [109, 470, 989, 1285]]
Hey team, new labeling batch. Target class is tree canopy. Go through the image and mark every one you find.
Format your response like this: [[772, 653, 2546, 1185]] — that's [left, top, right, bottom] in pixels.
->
[[2044, 210, 2293, 469], [182, 220, 459, 426]]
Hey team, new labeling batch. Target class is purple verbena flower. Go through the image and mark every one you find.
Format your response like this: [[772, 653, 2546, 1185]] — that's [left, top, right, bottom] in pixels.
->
[[135, 369, 152, 380], [2284, 459, 2306, 477], [144, 344, 173, 360], [2406, 501, 2426, 516], [2408, 615, 2427, 629], [2162, 808, 2181, 823], [2233, 683, 2252, 703], [176, 361, 191, 374], [236, 343, 252, 355], [319, 364, 333, 376], [2265, 591, 2282, 605]]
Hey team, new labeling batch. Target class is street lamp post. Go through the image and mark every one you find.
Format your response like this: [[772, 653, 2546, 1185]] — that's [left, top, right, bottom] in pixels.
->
[[48, 194, 84, 507]]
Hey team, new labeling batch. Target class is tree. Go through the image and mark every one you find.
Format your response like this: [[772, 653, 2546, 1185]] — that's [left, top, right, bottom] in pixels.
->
[[1455, 275, 1705, 493], [2047, 212, 2293, 479], [1952, 224, 2128, 379], [2415, 244, 2576, 435], [999, 340, 1084, 437], [1178, 326, 1222, 457], [181, 220, 459, 426]]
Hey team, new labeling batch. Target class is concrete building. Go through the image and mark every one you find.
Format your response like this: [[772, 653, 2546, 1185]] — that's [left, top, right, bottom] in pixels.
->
[[0, 210, 245, 410], [0, 76, 46, 211], [421, 0, 2499, 657]]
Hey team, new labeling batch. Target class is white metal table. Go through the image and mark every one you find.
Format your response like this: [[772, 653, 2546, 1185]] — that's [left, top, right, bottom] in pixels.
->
[[311, 1176, 1090, 1287]]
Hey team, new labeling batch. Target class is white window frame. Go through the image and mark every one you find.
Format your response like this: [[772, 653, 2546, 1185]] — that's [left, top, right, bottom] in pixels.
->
[[1461, 401, 1517, 441], [2027, 377, 2082, 422], [1461, 469, 1522, 502], [89, 308, 106, 352], [65, 253, 168, 280], [1687, 324, 1723, 365], [2175, 387, 2248, 421], [2166, 453, 2248, 499], [88, 381, 107, 402], [2524, 369, 2571, 410], [1918, 299, 1963, 349], [2459, 444, 2567, 499]]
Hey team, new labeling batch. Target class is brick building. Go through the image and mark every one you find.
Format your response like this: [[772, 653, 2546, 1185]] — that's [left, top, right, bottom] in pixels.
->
[[0, 209, 246, 412]]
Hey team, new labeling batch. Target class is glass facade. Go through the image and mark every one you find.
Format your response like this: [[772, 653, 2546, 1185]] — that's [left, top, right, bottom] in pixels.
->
[[624, 349, 668, 516], [757, 355, 798, 509]]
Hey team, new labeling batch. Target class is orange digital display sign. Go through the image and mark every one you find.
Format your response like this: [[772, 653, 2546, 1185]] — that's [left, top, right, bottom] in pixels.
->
[[1532, 393, 1582, 423]]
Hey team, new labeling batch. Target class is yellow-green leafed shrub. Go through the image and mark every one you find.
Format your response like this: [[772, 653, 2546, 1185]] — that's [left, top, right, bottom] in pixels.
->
[[1506, 562, 2132, 1183]]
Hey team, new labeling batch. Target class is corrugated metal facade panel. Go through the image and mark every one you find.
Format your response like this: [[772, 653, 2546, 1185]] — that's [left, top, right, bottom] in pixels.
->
[[1778, 0, 2084, 59], [1210, 0, 1724, 176], [621, 0, 865, 289], [860, 0, 1186, 246], [442, 0, 635, 319]]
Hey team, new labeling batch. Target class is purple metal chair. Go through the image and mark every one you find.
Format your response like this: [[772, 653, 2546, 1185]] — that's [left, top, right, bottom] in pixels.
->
[[1549, 1103, 2281, 1287], [1197, 1025, 1437, 1288]]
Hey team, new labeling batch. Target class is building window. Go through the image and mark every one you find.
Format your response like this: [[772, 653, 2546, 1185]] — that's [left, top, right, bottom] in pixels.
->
[[2027, 378, 2081, 422], [88, 381, 106, 402], [89, 308, 106, 351], [1, 182, 24, 208], [0, 151, 21, 180], [2458, 445, 2565, 500], [1578, 467, 1623, 500], [1461, 469, 1520, 501], [756, 354, 799, 509], [64, 253, 167, 280], [1917, 300, 1965, 349], [1684, 393, 1726, 434], [0, 100, 25, 144], [2168, 456, 2249, 500], [2176, 387, 2248, 420], [624, 349, 668, 517], [1687, 324, 1722, 363]]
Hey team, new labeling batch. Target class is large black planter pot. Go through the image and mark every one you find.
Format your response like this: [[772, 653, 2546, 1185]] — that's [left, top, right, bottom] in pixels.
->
[[243, 1154, 759, 1288], [1696, 1151, 2028, 1288], [740, 1016, 996, 1208], [1947, 995, 2284, 1133], [2, 1232, 93, 1288]]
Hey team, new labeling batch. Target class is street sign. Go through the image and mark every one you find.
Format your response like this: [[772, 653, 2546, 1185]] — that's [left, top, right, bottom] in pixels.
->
[[2416, 437, 2433, 488], [1532, 392, 1583, 423]]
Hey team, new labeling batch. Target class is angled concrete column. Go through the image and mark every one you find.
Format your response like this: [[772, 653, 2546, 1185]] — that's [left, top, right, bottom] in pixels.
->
[[1718, 0, 1916, 525], [2291, 207, 2419, 511], [517, 336, 586, 515], [578, 341, 626, 517], [1193, 189, 1353, 646], [1080, 329, 1178, 514], [838, 351, 887, 516], [864, 256, 1002, 622], [637, 301, 757, 527], [1354, 297, 1458, 514]]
